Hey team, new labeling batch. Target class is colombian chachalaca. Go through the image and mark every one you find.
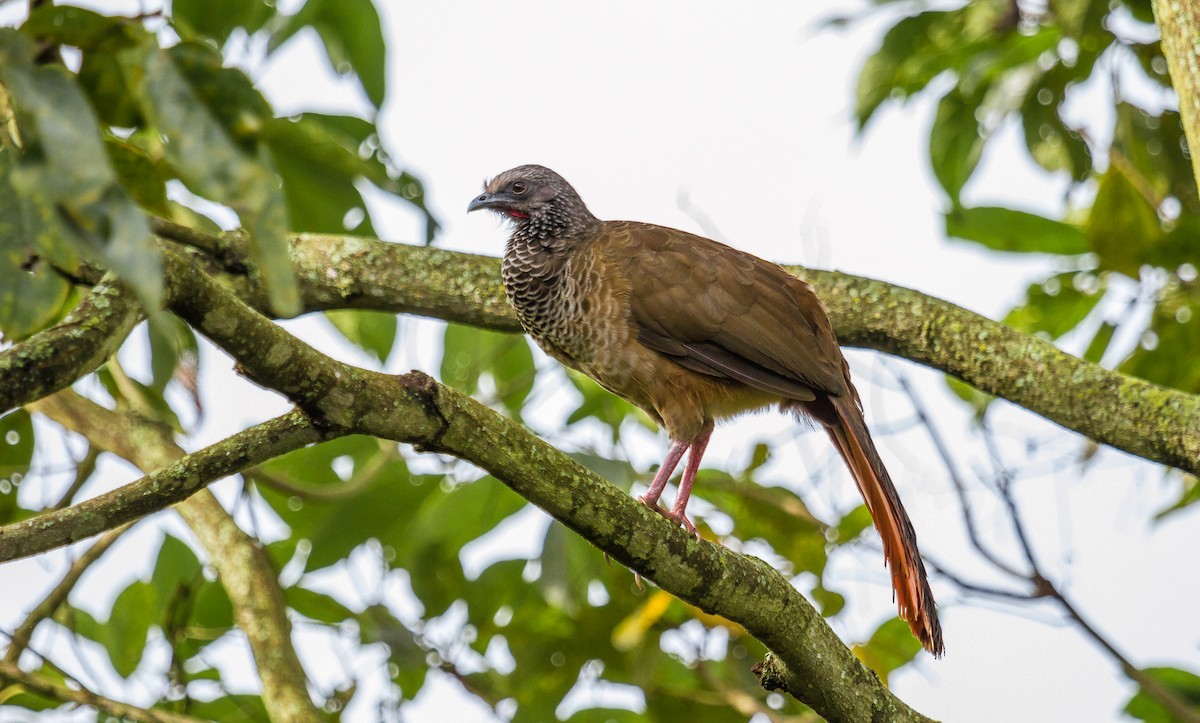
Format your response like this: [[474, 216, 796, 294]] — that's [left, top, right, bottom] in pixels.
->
[[468, 165, 943, 656]]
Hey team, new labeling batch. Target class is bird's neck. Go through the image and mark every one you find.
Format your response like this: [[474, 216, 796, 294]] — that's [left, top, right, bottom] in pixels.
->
[[511, 202, 600, 251]]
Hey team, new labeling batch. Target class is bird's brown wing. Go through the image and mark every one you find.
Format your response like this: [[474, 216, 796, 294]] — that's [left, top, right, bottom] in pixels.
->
[[598, 221, 846, 400]]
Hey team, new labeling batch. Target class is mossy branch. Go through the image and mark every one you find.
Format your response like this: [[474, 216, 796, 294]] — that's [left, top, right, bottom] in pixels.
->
[[10, 394, 334, 723], [0, 273, 141, 414], [155, 247, 932, 722], [272, 233, 1198, 476]]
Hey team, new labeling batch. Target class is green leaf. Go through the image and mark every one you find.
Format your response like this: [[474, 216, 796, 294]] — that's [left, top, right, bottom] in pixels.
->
[[401, 477, 528, 610], [832, 504, 873, 545], [945, 206, 1089, 255], [1121, 280, 1200, 392], [700, 473, 828, 575], [0, 149, 71, 340], [539, 521, 607, 616], [269, 113, 437, 241], [258, 436, 440, 572], [105, 580, 157, 677], [187, 694, 270, 723], [263, 117, 375, 236], [812, 582, 846, 617], [21, 5, 144, 51], [277, 0, 386, 108], [324, 310, 397, 363], [944, 374, 993, 421], [855, 11, 950, 126], [0, 409, 35, 481], [1083, 320, 1117, 364], [0, 410, 34, 523], [853, 617, 923, 682], [441, 324, 536, 418], [1124, 667, 1200, 722], [0, 30, 161, 315], [287, 586, 355, 625], [930, 87, 985, 204], [104, 136, 171, 215], [1154, 475, 1200, 522], [147, 313, 199, 392], [565, 369, 650, 442], [189, 579, 234, 631], [139, 44, 298, 315], [1085, 168, 1162, 278], [1003, 271, 1106, 339], [0, 662, 70, 712], [172, 0, 273, 45], [150, 534, 203, 607], [1020, 65, 1094, 181]]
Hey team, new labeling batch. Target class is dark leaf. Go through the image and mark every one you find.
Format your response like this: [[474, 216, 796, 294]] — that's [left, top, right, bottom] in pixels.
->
[[104, 136, 171, 216], [139, 45, 297, 315], [263, 117, 376, 236], [147, 313, 200, 393], [257, 436, 428, 571], [279, 0, 387, 108], [930, 87, 985, 204], [0, 30, 161, 311], [1020, 64, 1094, 180], [172, 0, 273, 45], [21, 5, 143, 51], [0, 149, 71, 340]]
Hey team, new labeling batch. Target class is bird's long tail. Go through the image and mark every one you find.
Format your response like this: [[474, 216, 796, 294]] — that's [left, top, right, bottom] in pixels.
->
[[804, 393, 944, 656]]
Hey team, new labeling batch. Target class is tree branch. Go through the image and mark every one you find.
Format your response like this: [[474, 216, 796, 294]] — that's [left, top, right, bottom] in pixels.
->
[[0, 273, 141, 414], [23, 391, 335, 723], [1, 399, 327, 562], [0, 659, 205, 723], [3, 524, 132, 664], [156, 248, 932, 722], [204, 233, 1200, 477], [1152, 0, 1200, 192]]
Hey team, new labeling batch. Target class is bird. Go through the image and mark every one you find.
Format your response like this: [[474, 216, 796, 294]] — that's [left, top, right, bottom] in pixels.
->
[[468, 164, 943, 656]]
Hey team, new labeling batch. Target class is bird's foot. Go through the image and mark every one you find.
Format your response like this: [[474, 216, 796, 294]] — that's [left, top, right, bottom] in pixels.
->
[[663, 509, 701, 540], [638, 495, 701, 540], [636, 493, 662, 509]]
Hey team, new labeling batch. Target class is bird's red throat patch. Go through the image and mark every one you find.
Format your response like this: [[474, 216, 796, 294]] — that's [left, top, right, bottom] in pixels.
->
[[506, 209, 529, 219]]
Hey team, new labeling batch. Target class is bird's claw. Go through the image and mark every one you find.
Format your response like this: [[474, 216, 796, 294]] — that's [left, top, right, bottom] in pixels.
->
[[666, 511, 701, 540], [638, 495, 701, 540]]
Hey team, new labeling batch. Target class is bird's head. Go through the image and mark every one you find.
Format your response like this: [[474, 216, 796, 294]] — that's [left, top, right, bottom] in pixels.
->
[[468, 165, 598, 238]]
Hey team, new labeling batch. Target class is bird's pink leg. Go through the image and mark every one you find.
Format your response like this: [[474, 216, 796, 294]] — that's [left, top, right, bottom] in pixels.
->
[[665, 423, 714, 538], [638, 439, 690, 508]]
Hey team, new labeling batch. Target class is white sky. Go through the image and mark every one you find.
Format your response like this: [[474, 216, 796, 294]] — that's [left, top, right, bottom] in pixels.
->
[[3, 3, 1198, 723]]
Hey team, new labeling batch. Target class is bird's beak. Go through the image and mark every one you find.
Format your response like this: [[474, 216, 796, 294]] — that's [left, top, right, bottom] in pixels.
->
[[468, 192, 503, 213]]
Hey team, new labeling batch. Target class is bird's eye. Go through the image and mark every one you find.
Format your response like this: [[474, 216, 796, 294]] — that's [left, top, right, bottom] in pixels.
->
[[511, 181, 528, 194]]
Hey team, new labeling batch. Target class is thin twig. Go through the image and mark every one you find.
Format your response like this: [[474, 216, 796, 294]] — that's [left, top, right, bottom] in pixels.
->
[[4, 523, 134, 664], [886, 364, 1025, 579], [0, 658, 205, 723]]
